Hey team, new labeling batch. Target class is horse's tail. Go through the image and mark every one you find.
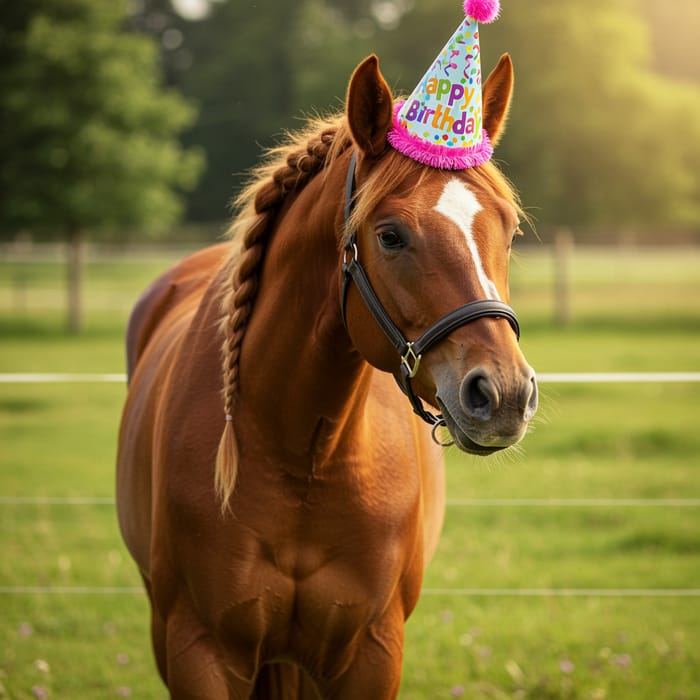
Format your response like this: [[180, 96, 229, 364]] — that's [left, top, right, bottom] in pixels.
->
[[252, 662, 321, 700]]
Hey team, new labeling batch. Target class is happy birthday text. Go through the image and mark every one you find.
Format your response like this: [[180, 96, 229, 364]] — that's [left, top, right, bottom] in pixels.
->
[[404, 78, 479, 135]]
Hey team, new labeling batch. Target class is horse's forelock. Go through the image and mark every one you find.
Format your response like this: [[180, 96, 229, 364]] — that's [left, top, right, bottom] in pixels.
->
[[348, 150, 525, 243]]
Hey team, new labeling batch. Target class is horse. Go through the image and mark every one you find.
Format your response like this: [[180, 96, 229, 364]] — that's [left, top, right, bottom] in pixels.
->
[[116, 53, 537, 699]]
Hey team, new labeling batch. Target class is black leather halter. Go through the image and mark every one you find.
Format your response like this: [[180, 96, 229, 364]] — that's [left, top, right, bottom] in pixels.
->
[[340, 152, 520, 431]]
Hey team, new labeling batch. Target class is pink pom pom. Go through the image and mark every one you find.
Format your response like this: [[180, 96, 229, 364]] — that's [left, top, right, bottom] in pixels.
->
[[463, 0, 500, 23]]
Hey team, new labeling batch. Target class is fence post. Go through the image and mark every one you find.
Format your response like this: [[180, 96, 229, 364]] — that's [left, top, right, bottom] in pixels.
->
[[554, 228, 573, 327], [12, 231, 33, 315], [66, 231, 85, 334]]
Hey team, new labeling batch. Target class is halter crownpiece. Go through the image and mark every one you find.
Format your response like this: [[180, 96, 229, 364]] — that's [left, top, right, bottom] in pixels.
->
[[387, 0, 501, 170]]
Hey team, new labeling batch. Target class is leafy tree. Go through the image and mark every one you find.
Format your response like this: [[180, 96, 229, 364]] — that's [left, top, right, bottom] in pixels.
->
[[127, 0, 700, 240], [168, 0, 300, 221], [0, 0, 203, 331], [479, 0, 700, 234], [135, 0, 400, 222], [290, 0, 377, 112]]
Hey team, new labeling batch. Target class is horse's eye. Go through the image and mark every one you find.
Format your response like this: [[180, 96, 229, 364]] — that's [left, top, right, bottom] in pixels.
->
[[377, 229, 404, 250], [511, 226, 523, 246]]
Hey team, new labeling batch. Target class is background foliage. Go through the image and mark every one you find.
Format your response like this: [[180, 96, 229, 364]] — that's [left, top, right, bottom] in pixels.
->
[[0, 0, 203, 238], [0, 0, 204, 330], [2, 0, 699, 243], [129, 0, 700, 238]]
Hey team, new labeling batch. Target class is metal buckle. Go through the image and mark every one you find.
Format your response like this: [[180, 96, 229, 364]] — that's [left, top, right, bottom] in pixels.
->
[[401, 343, 422, 379]]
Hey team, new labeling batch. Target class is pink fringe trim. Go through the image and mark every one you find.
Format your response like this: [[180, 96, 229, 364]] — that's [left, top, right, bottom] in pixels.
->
[[463, 0, 500, 23], [387, 102, 493, 170]]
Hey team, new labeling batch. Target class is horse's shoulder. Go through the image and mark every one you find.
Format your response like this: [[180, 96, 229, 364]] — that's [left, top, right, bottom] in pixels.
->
[[126, 243, 230, 379]]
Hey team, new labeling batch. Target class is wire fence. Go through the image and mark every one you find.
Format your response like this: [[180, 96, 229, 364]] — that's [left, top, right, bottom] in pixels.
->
[[2, 372, 700, 384], [2, 371, 698, 597], [1, 586, 699, 598], [2, 496, 700, 508]]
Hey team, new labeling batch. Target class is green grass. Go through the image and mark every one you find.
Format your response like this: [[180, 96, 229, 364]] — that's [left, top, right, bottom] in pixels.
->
[[0, 246, 699, 698], [402, 596, 699, 700]]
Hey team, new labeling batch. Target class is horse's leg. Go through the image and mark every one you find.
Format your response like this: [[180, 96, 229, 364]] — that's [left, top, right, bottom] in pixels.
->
[[140, 576, 168, 684], [318, 605, 405, 700], [164, 593, 255, 699]]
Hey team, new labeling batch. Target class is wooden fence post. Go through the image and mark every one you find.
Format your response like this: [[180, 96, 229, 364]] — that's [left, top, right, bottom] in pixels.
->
[[554, 228, 573, 327], [66, 231, 85, 334]]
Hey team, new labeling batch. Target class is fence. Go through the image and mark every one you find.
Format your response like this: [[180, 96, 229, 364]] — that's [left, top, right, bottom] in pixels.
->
[[1, 371, 698, 598]]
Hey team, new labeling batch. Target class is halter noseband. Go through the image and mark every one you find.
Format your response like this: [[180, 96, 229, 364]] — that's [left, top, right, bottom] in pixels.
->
[[340, 152, 520, 432]]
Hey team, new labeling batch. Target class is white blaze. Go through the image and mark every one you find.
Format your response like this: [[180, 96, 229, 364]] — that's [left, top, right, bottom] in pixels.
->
[[434, 179, 500, 300]]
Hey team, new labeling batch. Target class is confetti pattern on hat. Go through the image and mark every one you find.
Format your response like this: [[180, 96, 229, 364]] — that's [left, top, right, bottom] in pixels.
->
[[387, 0, 501, 170]]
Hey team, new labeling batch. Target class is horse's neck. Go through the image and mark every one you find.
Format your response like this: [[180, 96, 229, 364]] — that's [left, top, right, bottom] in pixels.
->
[[237, 160, 368, 461]]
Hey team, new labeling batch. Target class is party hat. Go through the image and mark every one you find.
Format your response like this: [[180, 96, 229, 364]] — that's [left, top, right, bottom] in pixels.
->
[[387, 0, 501, 170]]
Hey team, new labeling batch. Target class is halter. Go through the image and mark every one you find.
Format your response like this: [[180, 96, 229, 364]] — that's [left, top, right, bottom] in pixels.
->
[[340, 152, 520, 434]]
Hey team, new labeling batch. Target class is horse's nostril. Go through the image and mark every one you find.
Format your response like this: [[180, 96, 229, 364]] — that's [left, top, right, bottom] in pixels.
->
[[462, 369, 498, 421], [469, 377, 490, 410]]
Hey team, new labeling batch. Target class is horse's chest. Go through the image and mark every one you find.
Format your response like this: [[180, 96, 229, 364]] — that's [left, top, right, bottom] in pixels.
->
[[214, 508, 416, 661]]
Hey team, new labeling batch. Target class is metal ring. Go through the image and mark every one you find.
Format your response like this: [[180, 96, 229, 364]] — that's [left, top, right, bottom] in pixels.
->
[[431, 422, 454, 447], [343, 242, 358, 266]]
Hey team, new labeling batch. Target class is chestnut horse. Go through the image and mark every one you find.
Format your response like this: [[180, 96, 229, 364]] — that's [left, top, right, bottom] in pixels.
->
[[117, 54, 537, 698]]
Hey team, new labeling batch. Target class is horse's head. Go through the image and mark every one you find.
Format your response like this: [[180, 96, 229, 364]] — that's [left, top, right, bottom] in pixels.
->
[[341, 54, 537, 454]]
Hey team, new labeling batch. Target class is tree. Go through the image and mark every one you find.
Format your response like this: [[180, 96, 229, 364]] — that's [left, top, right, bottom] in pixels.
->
[[124, 0, 700, 239], [167, 0, 300, 220], [131, 0, 390, 222], [0, 0, 203, 331], [479, 0, 700, 234]]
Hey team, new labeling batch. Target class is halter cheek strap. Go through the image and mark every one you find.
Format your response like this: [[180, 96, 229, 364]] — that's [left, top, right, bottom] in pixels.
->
[[340, 151, 520, 430]]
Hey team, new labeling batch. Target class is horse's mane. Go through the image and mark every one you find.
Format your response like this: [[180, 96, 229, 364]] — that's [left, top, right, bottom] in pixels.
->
[[214, 110, 524, 510], [225, 114, 350, 243], [215, 112, 351, 509]]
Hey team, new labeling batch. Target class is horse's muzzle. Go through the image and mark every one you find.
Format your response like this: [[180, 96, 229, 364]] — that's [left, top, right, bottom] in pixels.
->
[[436, 365, 538, 453]]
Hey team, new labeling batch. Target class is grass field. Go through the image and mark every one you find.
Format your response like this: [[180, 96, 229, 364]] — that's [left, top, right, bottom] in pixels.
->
[[0, 245, 699, 699]]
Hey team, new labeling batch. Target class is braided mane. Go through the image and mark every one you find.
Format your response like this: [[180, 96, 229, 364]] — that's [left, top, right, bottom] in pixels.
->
[[215, 113, 353, 510]]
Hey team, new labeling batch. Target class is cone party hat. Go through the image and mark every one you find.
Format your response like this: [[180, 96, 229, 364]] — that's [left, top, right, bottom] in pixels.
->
[[387, 0, 501, 170]]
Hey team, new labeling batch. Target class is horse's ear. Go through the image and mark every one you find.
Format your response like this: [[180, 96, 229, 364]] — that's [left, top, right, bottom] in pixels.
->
[[482, 53, 514, 148], [346, 54, 394, 159]]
